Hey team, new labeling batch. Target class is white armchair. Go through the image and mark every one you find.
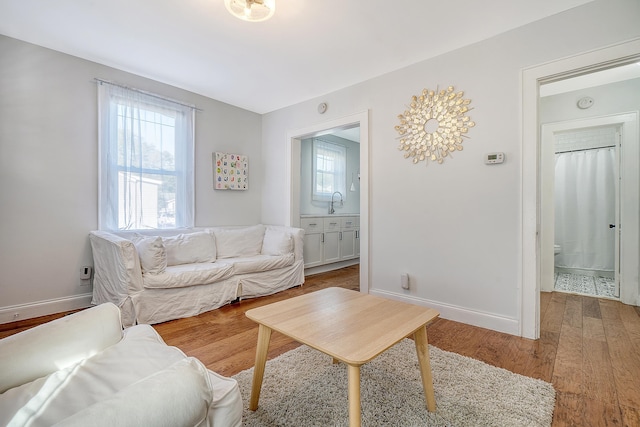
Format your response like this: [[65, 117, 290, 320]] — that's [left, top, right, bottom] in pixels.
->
[[0, 303, 242, 427]]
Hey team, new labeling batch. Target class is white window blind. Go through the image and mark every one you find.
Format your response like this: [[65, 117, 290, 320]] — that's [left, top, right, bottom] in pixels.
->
[[312, 139, 346, 201], [98, 82, 195, 230]]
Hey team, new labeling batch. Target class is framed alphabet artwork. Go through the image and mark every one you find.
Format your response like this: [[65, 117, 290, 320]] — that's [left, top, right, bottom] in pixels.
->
[[214, 152, 248, 190]]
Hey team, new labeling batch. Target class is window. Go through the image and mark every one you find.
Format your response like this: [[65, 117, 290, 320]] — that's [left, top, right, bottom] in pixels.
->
[[312, 139, 346, 201], [98, 82, 194, 230]]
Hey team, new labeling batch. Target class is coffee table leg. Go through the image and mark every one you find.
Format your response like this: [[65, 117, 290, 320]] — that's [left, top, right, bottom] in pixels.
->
[[414, 326, 436, 412], [249, 324, 272, 411], [347, 364, 361, 427]]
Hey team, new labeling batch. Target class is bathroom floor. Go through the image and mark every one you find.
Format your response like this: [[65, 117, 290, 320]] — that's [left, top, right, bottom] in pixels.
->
[[554, 272, 617, 298]]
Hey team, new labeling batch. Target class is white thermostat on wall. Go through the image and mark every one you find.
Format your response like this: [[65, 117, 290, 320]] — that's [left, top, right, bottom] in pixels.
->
[[485, 152, 505, 164]]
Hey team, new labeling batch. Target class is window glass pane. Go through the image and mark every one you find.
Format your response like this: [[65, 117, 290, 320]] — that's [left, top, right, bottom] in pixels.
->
[[117, 172, 176, 229], [312, 139, 346, 201]]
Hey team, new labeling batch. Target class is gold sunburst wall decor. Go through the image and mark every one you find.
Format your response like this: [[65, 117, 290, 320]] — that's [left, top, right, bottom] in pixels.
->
[[395, 85, 475, 165]]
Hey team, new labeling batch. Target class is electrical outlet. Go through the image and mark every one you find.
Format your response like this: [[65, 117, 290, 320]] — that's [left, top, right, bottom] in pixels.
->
[[401, 273, 410, 290], [80, 266, 92, 280]]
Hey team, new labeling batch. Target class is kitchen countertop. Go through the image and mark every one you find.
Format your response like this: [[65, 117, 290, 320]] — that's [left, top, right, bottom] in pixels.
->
[[300, 214, 360, 217]]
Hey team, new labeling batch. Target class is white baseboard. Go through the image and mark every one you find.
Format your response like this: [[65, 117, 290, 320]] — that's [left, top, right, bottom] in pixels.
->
[[0, 294, 93, 325], [369, 288, 521, 337]]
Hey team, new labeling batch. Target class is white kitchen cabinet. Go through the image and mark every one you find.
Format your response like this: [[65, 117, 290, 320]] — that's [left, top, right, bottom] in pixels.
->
[[323, 217, 341, 263], [300, 215, 360, 267], [339, 217, 358, 260], [301, 218, 323, 267], [340, 228, 357, 259], [303, 233, 323, 268]]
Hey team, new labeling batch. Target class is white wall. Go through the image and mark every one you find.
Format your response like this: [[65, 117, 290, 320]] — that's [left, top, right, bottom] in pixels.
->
[[261, 0, 640, 335], [0, 36, 262, 322], [540, 78, 640, 123]]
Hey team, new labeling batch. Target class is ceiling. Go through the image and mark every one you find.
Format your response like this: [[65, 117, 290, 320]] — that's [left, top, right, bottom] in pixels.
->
[[332, 127, 360, 143], [0, 0, 594, 114]]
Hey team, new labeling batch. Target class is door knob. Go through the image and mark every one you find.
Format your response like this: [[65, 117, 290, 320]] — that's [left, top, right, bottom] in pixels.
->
[[609, 224, 616, 228]]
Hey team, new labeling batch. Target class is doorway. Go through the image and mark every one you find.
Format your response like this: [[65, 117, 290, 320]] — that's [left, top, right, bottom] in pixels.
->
[[541, 121, 622, 299], [520, 39, 640, 339], [285, 111, 369, 293], [539, 111, 638, 307]]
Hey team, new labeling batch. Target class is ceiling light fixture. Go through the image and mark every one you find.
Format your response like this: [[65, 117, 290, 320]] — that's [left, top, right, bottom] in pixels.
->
[[225, 0, 275, 22]]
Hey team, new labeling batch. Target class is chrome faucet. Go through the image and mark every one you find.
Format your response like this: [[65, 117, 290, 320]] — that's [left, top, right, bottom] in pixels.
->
[[329, 191, 343, 214]]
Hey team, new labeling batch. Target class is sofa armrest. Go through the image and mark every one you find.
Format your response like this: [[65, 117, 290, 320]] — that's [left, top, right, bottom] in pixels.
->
[[89, 231, 144, 307], [291, 227, 304, 262], [0, 303, 123, 393], [265, 225, 304, 262]]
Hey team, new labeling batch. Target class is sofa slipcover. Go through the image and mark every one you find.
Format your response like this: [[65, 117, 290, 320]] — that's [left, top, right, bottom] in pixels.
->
[[0, 303, 242, 427], [89, 224, 305, 326]]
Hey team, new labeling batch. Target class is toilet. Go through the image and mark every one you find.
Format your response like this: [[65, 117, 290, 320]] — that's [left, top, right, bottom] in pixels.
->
[[554, 244, 561, 256]]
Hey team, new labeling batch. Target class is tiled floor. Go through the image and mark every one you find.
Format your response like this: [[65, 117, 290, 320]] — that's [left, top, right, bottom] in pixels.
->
[[554, 272, 617, 298]]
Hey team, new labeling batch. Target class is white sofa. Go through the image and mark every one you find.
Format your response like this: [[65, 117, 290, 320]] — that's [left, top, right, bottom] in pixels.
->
[[0, 303, 243, 427], [89, 224, 305, 326]]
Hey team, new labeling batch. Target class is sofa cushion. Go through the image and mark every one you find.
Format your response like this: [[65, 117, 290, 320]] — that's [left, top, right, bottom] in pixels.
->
[[54, 357, 213, 427], [214, 225, 265, 259], [142, 262, 235, 289], [232, 253, 295, 275], [261, 228, 293, 256], [163, 230, 216, 266], [134, 236, 167, 275]]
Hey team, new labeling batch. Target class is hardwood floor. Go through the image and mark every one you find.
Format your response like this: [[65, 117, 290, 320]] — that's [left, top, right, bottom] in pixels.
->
[[153, 265, 362, 377], [2, 265, 639, 426]]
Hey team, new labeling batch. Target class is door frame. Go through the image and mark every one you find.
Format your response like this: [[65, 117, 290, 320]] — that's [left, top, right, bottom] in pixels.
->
[[521, 38, 640, 339], [285, 110, 370, 293]]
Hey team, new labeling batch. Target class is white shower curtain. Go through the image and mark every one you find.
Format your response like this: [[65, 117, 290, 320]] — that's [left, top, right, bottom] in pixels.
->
[[554, 147, 616, 272]]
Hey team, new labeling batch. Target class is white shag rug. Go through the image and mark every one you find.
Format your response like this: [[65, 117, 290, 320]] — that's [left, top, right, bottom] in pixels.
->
[[233, 339, 555, 427]]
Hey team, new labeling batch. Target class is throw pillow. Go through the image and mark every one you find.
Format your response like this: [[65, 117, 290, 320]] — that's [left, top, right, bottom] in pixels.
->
[[163, 230, 216, 266], [133, 236, 167, 275], [214, 224, 266, 258], [261, 228, 293, 256]]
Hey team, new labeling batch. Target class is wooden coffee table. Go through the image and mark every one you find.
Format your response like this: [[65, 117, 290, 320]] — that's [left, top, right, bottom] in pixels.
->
[[246, 287, 440, 427]]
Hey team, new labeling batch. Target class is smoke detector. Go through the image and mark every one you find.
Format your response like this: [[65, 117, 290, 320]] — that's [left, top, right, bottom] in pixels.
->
[[577, 96, 594, 109]]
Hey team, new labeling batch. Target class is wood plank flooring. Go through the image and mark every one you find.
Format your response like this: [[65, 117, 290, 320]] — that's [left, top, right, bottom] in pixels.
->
[[2, 265, 639, 426]]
